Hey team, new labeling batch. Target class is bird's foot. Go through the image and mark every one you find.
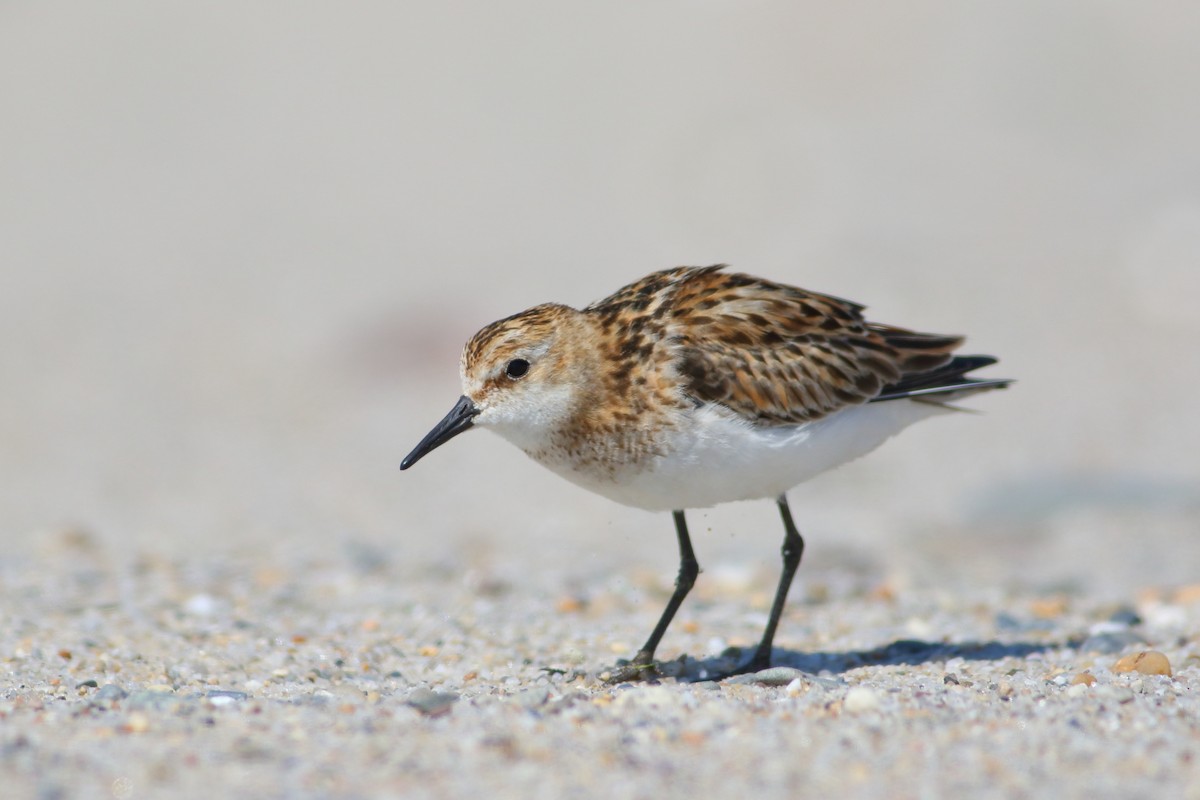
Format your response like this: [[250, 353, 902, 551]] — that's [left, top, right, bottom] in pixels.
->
[[601, 651, 660, 684]]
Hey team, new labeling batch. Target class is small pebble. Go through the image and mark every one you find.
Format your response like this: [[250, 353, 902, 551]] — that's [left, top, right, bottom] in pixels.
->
[[184, 593, 217, 616], [514, 686, 550, 709], [556, 595, 584, 613], [127, 691, 179, 710], [729, 666, 807, 686], [904, 617, 934, 639], [843, 687, 879, 713], [1112, 650, 1172, 677], [1141, 604, 1187, 629], [205, 690, 249, 706], [1070, 672, 1097, 686], [1107, 607, 1142, 626], [94, 685, 127, 702], [406, 688, 458, 717], [1030, 596, 1068, 618], [123, 712, 151, 734]]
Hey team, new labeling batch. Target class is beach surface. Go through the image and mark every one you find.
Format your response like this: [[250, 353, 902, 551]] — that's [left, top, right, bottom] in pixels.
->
[[2, 3, 1199, 797]]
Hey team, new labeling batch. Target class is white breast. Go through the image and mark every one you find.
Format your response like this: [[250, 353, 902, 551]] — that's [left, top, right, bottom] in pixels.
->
[[523, 399, 953, 511]]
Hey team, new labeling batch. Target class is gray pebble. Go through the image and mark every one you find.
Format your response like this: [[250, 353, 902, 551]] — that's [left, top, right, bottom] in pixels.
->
[[93, 684, 127, 702], [127, 690, 182, 710], [728, 667, 809, 686], [513, 686, 551, 709], [406, 687, 458, 716], [808, 674, 846, 691], [1108, 607, 1142, 626]]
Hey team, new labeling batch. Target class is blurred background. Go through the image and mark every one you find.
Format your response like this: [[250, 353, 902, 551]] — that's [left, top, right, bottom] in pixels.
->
[[2, 1, 1197, 599]]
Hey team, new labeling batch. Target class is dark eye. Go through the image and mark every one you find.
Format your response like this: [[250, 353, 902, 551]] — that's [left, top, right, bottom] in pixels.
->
[[505, 358, 530, 379]]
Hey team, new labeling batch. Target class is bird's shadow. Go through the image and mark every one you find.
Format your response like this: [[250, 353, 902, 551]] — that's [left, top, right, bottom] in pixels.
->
[[665, 638, 1058, 683]]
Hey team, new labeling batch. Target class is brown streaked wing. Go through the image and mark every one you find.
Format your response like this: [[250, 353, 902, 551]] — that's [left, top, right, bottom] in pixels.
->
[[668, 268, 963, 425]]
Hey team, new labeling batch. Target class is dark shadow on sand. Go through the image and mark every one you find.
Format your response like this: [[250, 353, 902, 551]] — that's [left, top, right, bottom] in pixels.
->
[[673, 637, 1058, 683]]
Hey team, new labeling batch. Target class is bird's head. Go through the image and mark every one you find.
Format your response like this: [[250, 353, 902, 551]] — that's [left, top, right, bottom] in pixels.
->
[[400, 303, 592, 469]]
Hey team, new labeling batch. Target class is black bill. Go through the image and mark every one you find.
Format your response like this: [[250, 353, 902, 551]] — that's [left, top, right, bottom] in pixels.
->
[[400, 395, 480, 470]]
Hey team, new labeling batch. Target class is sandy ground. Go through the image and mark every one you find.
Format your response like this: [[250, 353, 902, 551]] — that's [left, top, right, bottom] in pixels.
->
[[2, 3, 1200, 798]]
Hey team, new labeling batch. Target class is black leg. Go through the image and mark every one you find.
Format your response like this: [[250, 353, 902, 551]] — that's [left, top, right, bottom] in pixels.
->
[[605, 510, 699, 682], [740, 493, 805, 673]]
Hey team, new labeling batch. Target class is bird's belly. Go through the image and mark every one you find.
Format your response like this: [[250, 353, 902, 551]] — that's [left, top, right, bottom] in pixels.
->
[[542, 400, 951, 511]]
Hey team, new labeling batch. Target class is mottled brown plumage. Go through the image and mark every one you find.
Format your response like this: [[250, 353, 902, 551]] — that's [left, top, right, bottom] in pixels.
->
[[586, 265, 966, 425]]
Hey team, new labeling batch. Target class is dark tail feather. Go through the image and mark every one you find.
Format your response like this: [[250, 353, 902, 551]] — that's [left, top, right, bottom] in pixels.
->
[[872, 355, 1012, 402]]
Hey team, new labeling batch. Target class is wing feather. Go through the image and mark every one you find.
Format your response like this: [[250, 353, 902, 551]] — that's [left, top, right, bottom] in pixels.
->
[[663, 267, 963, 425]]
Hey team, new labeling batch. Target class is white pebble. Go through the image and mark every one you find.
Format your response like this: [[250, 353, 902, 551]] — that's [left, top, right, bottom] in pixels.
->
[[1142, 603, 1186, 630], [904, 617, 933, 639], [844, 687, 879, 712], [184, 594, 217, 616]]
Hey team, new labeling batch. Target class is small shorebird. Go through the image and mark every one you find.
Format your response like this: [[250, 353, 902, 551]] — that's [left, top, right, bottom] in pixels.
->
[[401, 266, 1009, 681]]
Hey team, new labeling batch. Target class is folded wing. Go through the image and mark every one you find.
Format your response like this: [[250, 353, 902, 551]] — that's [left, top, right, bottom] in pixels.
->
[[661, 267, 980, 425]]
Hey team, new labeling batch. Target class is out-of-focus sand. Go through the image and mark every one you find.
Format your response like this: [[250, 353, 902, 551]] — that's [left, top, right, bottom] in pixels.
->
[[1, 3, 1198, 798]]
